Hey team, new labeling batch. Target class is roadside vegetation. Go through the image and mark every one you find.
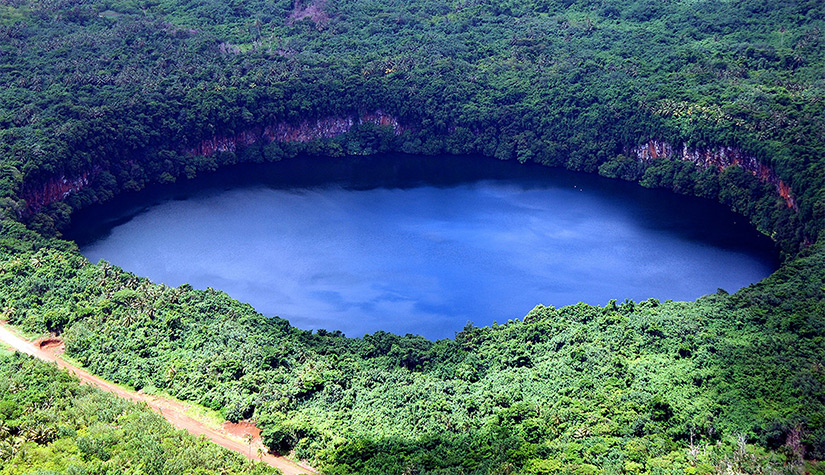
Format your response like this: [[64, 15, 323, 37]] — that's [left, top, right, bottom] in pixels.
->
[[0, 351, 280, 474], [1, 221, 824, 473]]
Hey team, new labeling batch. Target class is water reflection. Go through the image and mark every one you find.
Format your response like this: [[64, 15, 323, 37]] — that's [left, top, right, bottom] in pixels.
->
[[68, 154, 778, 339]]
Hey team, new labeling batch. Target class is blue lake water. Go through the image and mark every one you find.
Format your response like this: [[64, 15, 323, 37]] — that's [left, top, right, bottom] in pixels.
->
[[68, 154, 778, 340]]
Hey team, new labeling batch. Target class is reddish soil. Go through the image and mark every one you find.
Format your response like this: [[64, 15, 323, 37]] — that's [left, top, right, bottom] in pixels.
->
[[0, 323, 314, 475], [223, 420, 262, 440], [36, 337, 65, 355]]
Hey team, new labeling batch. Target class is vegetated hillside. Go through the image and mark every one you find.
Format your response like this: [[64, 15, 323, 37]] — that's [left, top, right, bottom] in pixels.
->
[[2, 0, 823, 248], [0, 0, 824, 473], [0, 351, 279, 474], [3, 223, 825, 473]]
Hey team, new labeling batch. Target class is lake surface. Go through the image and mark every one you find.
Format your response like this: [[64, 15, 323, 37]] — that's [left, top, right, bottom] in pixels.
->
[[68, 154, 778, 340]]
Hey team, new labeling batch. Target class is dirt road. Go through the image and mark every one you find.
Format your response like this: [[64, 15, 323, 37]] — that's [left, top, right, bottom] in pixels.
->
[[0, 322, 315, 475]]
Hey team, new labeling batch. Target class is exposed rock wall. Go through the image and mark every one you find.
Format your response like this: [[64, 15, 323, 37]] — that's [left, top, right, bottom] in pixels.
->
[[631, 139, 797, 210], [186, 111, 406, 157], [22, 112, 406, 214], [23, 126, 797, 220], [23, 172, 92, 215]]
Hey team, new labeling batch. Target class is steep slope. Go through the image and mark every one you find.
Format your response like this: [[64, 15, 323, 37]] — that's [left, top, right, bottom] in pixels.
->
[[1, 0, 825, 472]]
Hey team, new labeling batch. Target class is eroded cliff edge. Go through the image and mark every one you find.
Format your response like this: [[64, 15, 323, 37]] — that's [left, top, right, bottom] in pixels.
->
[[631, 139, 796, 210], [21, 118, 798, 237]]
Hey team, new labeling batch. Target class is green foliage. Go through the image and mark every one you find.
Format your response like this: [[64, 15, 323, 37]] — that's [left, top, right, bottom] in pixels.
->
[[0, 352, 279, 475], [0, 234, 824, 472], [1, 0, 825, 472], [0, 0, 821, 249]]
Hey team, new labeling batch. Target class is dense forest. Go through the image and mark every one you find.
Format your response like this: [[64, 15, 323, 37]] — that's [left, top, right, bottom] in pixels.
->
[[0, 351, 279, 474], [1, 0, 825, 473]]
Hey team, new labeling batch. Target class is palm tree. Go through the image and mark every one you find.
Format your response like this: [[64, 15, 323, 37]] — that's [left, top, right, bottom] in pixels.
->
[[0, 436, 23, 459], [0, 305, 16, 322], [121, 311, 137, 327], [100, 261, 112, 277], [0, 440, 15, 460], [245, 433, 254, 458], [22, 423, 55, 444]]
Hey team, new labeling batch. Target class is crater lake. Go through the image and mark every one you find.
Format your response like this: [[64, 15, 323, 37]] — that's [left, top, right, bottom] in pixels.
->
[[67, 154, 778, 340]]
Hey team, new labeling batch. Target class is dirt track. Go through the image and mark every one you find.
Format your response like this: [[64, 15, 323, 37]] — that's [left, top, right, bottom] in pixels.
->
[[0, 322, 315, 475]]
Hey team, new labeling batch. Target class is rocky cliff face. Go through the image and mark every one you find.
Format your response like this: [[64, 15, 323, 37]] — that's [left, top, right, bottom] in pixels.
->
[[631, 140, 797, 210], [23, 172, 93, 215], [23, 125, 796, 220], [186, 111, 406, 156], [22, 112, 406, 214]]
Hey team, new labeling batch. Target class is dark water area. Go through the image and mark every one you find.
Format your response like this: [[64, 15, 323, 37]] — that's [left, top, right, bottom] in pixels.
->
[[67, 154, 779, 340]]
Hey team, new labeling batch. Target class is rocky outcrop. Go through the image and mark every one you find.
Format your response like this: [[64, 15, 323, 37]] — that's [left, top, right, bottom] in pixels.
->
[[631, 140, 797, 210], [24, 126, 794, 222], [287, 0, 330, 26], [186, 111, 406, 157], [21, 112, 406, 215], [23, 172, 93, 215]]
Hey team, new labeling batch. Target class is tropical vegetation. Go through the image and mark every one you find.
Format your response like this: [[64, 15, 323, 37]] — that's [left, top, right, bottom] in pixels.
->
[[0, 351, 279, 474], [1, 0, 824, 473]]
